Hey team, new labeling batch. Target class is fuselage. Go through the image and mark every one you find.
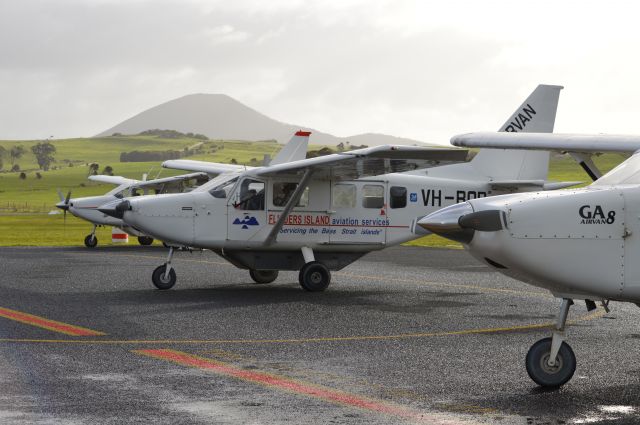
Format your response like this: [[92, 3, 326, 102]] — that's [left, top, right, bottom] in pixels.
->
[[118, 169, 534, 252], [426, 184, 640, 302]]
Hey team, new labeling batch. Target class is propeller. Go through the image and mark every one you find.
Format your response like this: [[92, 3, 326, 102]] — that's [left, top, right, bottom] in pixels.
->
[[55, 188, 72, 225]]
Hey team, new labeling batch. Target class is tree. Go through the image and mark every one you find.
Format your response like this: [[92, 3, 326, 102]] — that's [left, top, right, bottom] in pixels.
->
[[230, 158, 238, 164], [0, 146, 5, 170], [88, 162, 99, 176], [9, 145, 25, 165], [11, 164, 19, 172], [102, 165, 114, 176], [30, 142, 56, 171]]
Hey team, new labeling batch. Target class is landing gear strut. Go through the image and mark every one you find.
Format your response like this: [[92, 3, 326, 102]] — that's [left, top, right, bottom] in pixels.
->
[[249, 270, 279, 284], [526, 298, 577, 387], [152, 247, 176, 290], [84, 225, 98, 248], [298, 247, 331, 292]]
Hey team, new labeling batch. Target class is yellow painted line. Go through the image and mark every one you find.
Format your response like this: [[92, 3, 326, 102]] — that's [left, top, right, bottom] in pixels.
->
[[0, 307, 106, 336], [0, 310, 605, 345]]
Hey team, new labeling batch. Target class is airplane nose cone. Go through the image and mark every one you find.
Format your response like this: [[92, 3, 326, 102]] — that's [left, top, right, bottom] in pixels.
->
[[419, 203, 506, 244], [98, 200, 131, 219], [418, 202, 475, 244], [55, 201, 69, 211]]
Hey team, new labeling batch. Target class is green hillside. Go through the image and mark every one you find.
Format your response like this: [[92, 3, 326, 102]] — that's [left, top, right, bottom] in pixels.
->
[[0, 133, 628, 247]]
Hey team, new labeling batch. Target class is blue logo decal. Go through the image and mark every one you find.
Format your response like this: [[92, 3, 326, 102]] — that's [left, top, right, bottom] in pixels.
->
[[410, 193, 417, 202], [233, 215, 259, 229]]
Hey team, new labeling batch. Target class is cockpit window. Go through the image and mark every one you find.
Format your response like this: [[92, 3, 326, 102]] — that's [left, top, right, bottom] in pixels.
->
[[208, 177, 238, 198]]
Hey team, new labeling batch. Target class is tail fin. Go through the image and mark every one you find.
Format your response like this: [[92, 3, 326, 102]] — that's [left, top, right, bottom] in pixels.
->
[[471, 84, 563, 180], [269, 131, 311, 166]]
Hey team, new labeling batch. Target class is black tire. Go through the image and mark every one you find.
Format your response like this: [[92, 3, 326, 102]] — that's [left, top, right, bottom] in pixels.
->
[[152, 264, 177, 290], [249, 269, 279, 284], [138, 236, 154, 246], [299, 262, 331, 292], [526, 337, 576, 387], [84, 234, 98, 248]]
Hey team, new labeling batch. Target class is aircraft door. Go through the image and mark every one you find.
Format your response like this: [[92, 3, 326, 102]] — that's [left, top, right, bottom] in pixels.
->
[[227, 178, 267, 241], [623, 187, 640, 299], [329, 181, 387, 244]]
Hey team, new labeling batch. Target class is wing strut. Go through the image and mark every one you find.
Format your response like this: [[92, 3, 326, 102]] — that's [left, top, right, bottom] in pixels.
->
[[264, 169, 314, 246], [568, 152, 602, 181]]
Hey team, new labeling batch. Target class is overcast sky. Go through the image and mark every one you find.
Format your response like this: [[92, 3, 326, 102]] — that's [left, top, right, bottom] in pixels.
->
[[1, 0, 639, 143]]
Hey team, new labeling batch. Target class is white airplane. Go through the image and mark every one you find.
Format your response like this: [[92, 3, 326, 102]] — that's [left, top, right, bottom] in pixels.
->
[[99, 85, 575, 292], [56, 172, 208, 247], [419, 131, 640, 388]]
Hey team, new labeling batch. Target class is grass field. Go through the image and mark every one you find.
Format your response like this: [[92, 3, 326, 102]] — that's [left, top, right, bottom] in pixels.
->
[[0, 134, 628, 248]]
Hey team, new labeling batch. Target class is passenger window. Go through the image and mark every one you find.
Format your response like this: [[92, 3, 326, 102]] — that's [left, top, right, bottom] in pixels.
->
[[236, 179, 265, 210], [332, 184, 356, 208], [362, 185, 384, 209], [390, 186, 407, 209], [272, 182, 309, 207]]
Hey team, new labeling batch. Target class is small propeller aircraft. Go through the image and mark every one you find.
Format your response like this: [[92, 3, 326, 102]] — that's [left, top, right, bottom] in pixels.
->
[[99, 84, 576, 292], [419, 131, 640, 388], [55, 172, 208, 247]]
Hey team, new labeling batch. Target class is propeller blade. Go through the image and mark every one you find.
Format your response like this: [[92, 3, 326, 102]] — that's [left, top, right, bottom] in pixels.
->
[[56, 188, 65, 202], [65, 190, 72, 205]]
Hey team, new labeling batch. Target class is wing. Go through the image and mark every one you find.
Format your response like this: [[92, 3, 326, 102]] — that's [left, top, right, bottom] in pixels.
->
[[131, 172, 208, 189], [451, 132, 640, 154], [88, 175, 138, 186], [162, 159, 252, 175], [250, 145, 468, 179]]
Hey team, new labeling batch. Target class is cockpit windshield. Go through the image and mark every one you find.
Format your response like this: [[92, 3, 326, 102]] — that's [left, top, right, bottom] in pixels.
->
[[593, 152, 640, 186], [197, 174, 240, 198]]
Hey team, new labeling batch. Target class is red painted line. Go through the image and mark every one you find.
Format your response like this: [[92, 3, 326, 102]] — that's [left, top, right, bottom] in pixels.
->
[[135, 349, 461, 423], [0, 307, 106, 336]]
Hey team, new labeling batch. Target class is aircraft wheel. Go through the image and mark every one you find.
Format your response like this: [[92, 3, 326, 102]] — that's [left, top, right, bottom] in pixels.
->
[[84, 234, 98, 248], [152, 264, 176, 290], [299, 262, 331, 292], [249, 269, 279, 284], [526, 337, 576, 387], [137, 236, 154, 246]]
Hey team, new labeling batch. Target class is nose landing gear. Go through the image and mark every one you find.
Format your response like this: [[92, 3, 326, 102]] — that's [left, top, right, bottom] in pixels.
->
[[152, 247, 176, 290], [526, 298, 577, 387], [84, 225, 98, 248]]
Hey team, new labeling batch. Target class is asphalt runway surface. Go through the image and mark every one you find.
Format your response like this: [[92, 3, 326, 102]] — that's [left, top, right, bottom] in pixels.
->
[[1, 245, 640, 424]]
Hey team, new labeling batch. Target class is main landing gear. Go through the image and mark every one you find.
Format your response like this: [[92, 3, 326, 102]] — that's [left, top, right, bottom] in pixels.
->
[[84, 225, 98, 248], [526, 298, 577, 387], [298, 247, 331, 292], [249, 270, 279, 284], [152, 247, 177, 290], [137, 236, 154, 246]]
